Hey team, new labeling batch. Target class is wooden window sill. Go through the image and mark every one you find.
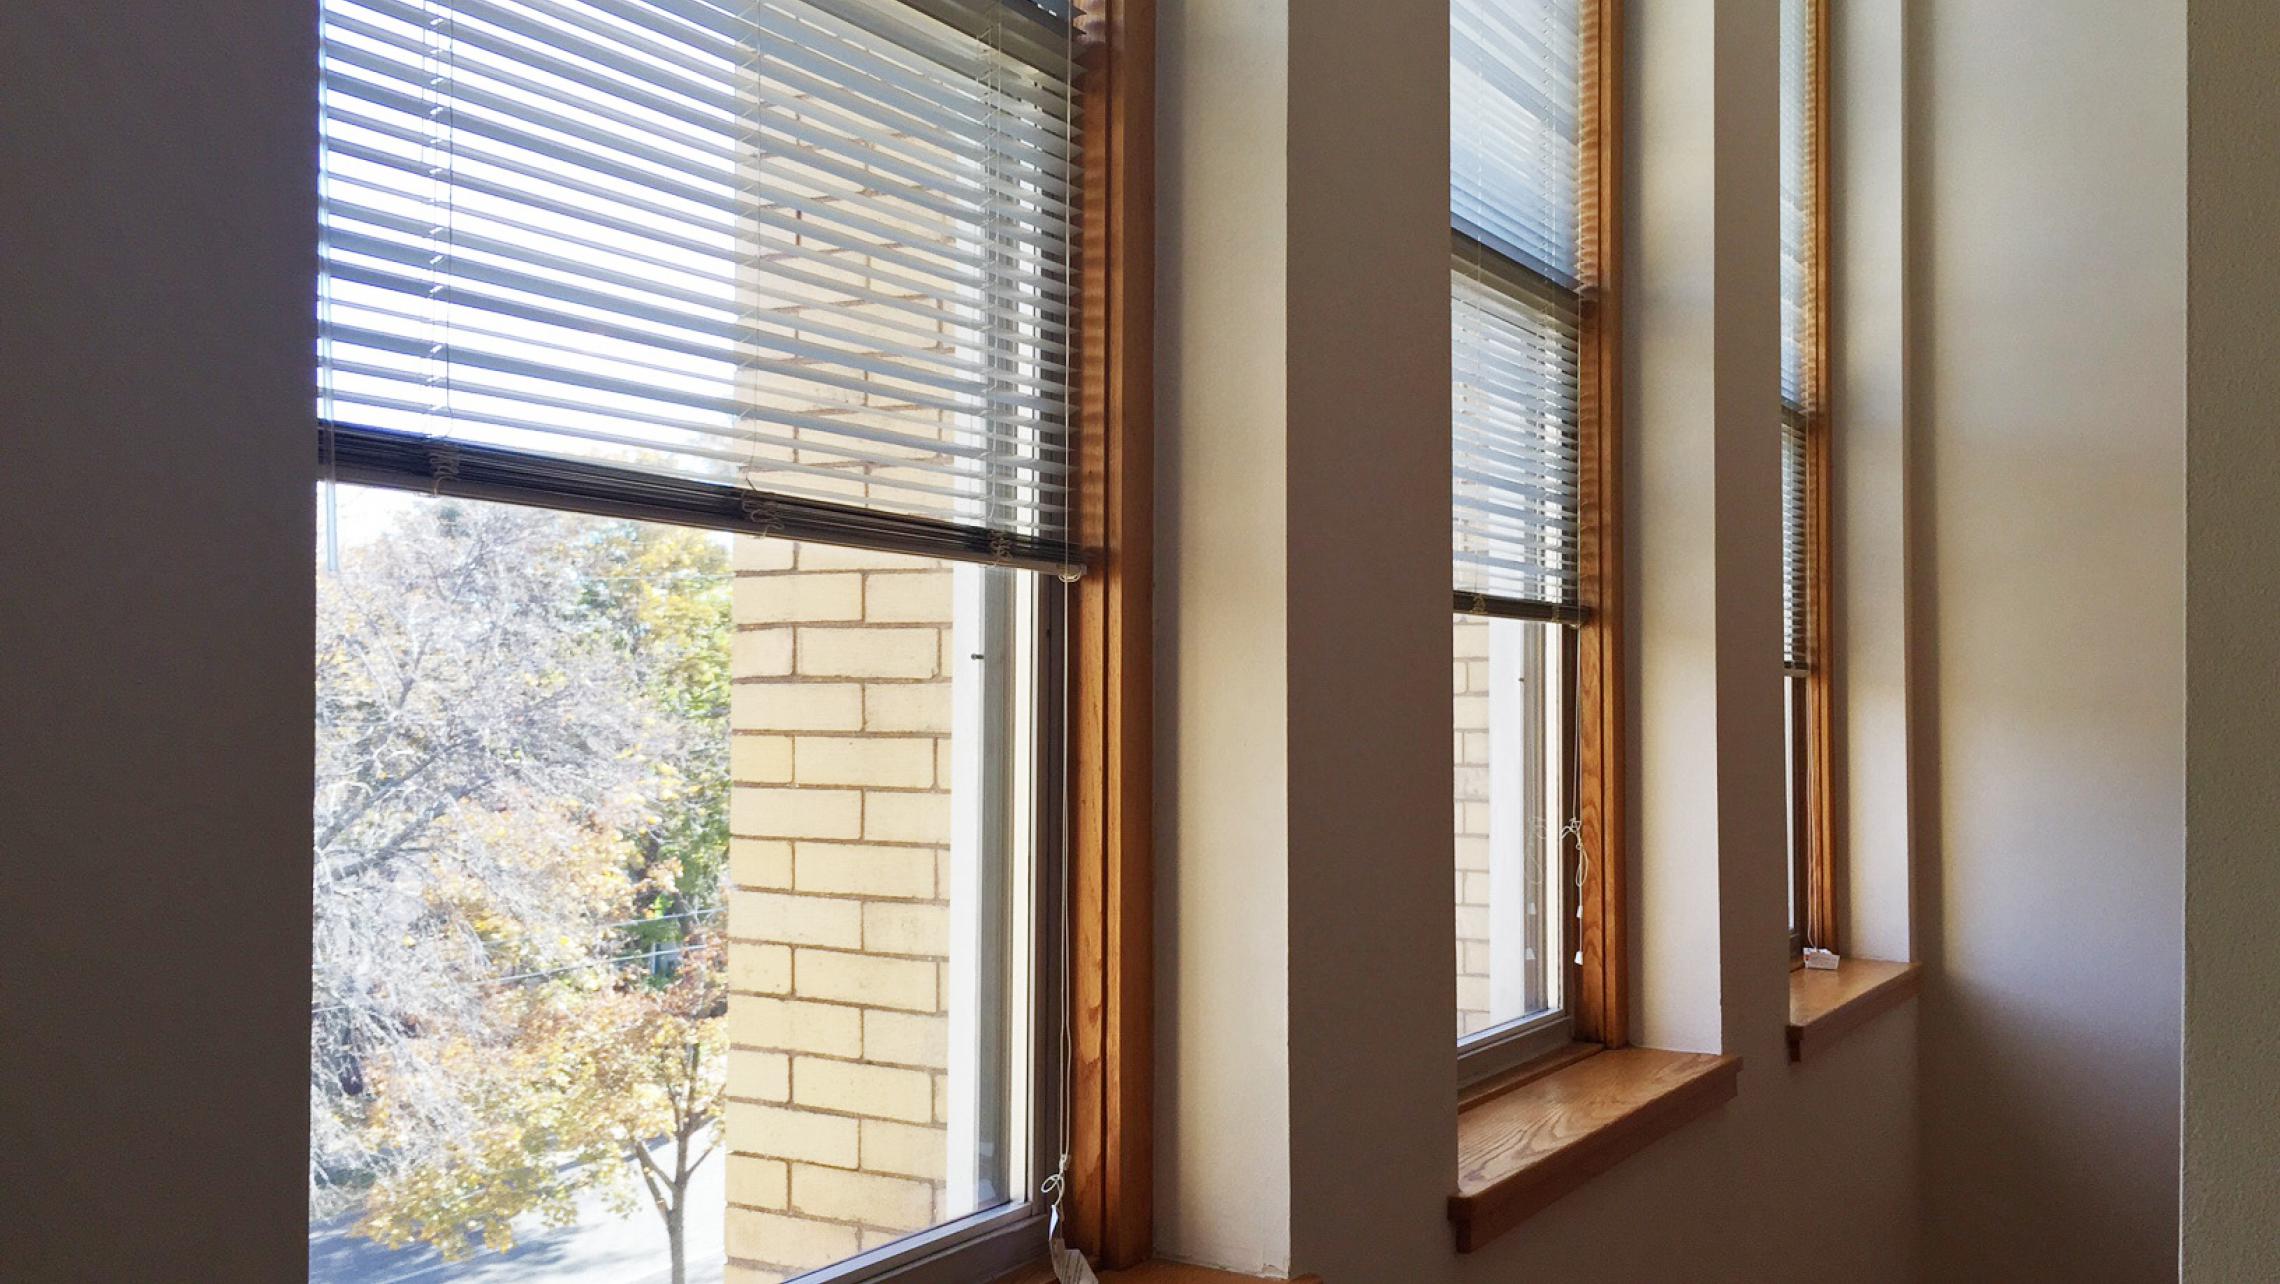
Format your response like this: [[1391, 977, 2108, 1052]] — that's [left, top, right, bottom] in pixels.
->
[[995, 1261, 1320, 1283], [1449, 1045, 1741, 1251], [1787, 957, 1922, 1062]]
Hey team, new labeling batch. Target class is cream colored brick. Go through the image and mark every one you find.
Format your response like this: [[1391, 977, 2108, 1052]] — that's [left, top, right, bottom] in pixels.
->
[[791, 1055, 936, 1124], [863, 1009, 948, 1069], [1454, 905, 1490, 939], [726, 1207, 859, 1272], [795, 627, 937, 678], [726, 1099, 860, 1167], [793, 736, 934, 788], [724, 1263, 788, 1284], [1454, 835, 1490, 872], [729, 1048, 791, 1103], [860, 1118, 948, 1181], [726, 1154, 789, 1210], [1452, 693, 1488, 731], [861, 902, 948, 957], [933, 1072, 949, 1124], [863, 790, 951, 844], [733, 628, 795, 677], [734, 573, 862, 623], [731, 890, 861, 949], [731, 734, 793, 784], [796, 542, 930, 571], [862, 683, 952, 734], [936, 739, 954, 785], [726, 941, 792, 995], [791, 1163, 935, 1232], [795, 842, 935, 899], [1457, 976, 1490, 1013], [733, 536, 796, 571], [862, 571, 953, 622], [731, 838, 793, 890], [939, 627, 958, 673], [794, 948, 937, 1013], [730, 682, 862, 733], [858, 1229, 904, 1253], [731, 993, 864, 1057], [732, 787, 862, 840]]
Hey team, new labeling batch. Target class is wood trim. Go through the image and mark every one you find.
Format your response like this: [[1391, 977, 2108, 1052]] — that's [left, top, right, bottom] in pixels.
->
[[1571, 0, 1628, 1049], [1787, 958, 1920, 1062], [1067, 0, 1154, 1268], [1457, 1041, 1604, 1113], [1800, 0, 1840, 953], [1450, 1048, 1740, 1252]]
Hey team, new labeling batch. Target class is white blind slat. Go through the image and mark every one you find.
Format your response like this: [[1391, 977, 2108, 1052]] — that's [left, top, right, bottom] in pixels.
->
[[318, 0, 1081, 553]]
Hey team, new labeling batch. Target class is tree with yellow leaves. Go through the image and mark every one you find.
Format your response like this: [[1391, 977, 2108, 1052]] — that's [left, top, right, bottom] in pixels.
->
[[354, 950, 727, 1284], [311, 490, 734, 1283]]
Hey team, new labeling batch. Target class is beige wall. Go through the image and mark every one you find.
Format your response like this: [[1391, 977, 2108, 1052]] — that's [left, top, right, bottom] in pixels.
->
[[1153, 0, 1295, 1270], [2182, 0, 2280, 1275], [0, 2, 319, 1277], [1912, 1, 2187, 1277], [1155, 2, 1922, 1279]]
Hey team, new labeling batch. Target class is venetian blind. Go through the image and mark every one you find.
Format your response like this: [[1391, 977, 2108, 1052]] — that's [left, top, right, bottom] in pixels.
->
[[317, 0, 1082, 572], [1451, 0, 1586, 618], [1779, 0, 1814, 666]]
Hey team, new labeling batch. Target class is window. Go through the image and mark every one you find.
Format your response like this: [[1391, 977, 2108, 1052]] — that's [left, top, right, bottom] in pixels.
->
[[1780, 0, 1833, 955], [1450, 0, 1622, 1083], [306, 1, 1124, 1280]]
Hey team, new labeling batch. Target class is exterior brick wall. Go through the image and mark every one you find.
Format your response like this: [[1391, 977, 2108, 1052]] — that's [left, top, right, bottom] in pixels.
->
[[723, 534, 958, 1283], [1453, 618, 1495, 1036]]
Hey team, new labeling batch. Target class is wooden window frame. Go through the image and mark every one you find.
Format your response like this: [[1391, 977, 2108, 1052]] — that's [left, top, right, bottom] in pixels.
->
[[1571, 0, 1628, 1049], [1793, 0, 1838, 956], [1449, 0, 1625, 1070], [1065, 0, 1156, 1269]]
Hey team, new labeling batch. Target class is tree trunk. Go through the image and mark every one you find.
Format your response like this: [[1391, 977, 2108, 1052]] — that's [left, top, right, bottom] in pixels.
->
[[666, 1196, 686, 1284]]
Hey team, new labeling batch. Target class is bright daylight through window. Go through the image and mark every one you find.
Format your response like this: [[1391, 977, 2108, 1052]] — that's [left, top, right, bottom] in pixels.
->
[[1450, 0, 1588, 1078], [307, 0, 1081, 1280]]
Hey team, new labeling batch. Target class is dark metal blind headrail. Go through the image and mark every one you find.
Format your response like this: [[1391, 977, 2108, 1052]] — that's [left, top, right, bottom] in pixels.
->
[[323, 422, 1086, 574], [316, 0, 1083, 569]]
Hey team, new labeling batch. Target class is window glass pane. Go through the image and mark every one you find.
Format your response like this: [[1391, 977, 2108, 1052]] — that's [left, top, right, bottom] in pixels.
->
[[1454, 616, 1567, 1041], [310, 484, 1038, 1284], [1785, 671, 1809, 939]]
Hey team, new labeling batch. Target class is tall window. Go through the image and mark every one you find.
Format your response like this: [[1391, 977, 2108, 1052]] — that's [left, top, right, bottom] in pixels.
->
[[310, 3, 1086, 1282], [1450, 0, 1618, 1081], [1780, 0, 1831, 954]]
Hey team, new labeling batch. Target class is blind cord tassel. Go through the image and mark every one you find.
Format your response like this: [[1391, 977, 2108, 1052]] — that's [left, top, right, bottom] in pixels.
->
[[1041, 1158, 1099, 1284]]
